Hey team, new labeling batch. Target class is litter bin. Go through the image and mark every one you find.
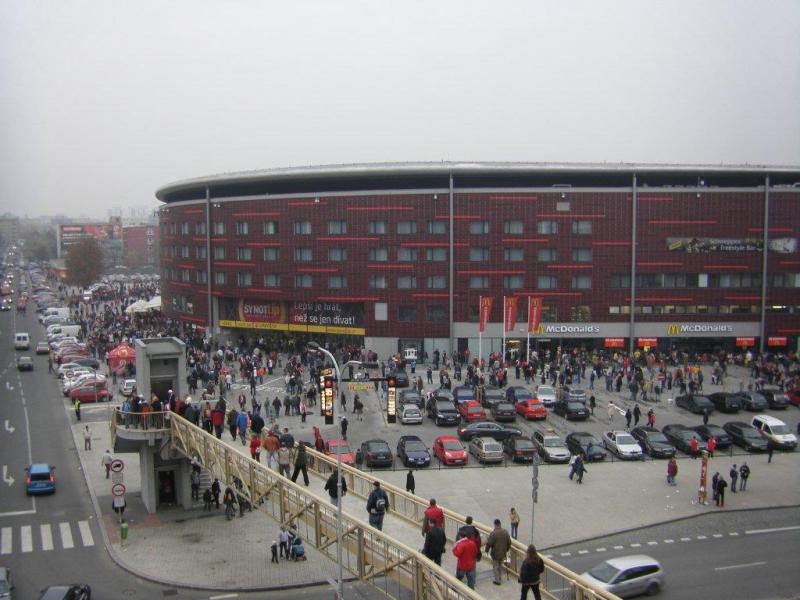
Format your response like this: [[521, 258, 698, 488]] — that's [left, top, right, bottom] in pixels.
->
[[120, 522, 128, 540]]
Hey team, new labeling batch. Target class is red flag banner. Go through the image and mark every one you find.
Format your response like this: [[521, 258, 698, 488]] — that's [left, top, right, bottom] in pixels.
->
[[479, 296, 494, 333], [527, 297, 543, 333], [504, 296, 518, 332]]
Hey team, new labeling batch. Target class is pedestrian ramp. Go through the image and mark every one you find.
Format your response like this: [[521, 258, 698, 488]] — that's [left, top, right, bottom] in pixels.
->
[[0, 520, 95, 556]]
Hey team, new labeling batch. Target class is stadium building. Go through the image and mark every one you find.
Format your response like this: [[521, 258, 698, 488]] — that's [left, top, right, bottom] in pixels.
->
[[156, 162, 800, 358]]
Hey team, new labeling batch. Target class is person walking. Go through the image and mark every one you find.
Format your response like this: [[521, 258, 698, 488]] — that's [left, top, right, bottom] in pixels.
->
[[324, 470, 347, 506], [647, 408, 656, 428], [223, 486, 237, 520], [711, 472, 720, 504], [625, 408, 632, 429], [83, 426, 92, 451], [589, 394, 596, 415], [278, 526, 290, 559], [510, 507, 520, 540], [739, 463, 750, 491], [574, 455, 587, 484], [607, 401, 615, 423], [633, 404, 641, 427], [290, 443, 310, 486], [202, 488, 212, 511], [211, 478, 221, 508], [340, 391, 347, 412], [767, 440, 774, 463], [519, 543, 545, 600], [190, 469, 200, 500], [729, 465, 738, 493], [666, 457, 678, 485], [366, 481, 389, 531], [101, 450, 113, 479], [702, 408, 710, 425], [690, 436, 699, 459], [406, 469, 415, 495], [263, 433, 280, 470], [485, 518, 512, 586], [249, 434, 262, 463], [422, 498, 444, 534], [452, 533, 478, 589], [707, 436, 717, 458], [340, 415, 349, 440], [74, 398, 82, 422], [422, 522, 446, 566], [277, 446, 291, 478], [716, 476, 727, 507]]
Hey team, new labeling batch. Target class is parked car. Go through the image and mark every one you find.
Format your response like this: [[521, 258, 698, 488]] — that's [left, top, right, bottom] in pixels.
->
[[581, 555, 664, 598], [751, 415, 797, 450], [535, 385, 557, 408], [601, 431, 644, 460], [0, 566, 13, 599], [759, 388, 789, 410], [457, 400, 487, 422], [630, 426, 677, 458], [481, 386, 506, 409], [452, 385, 476, 405], [469, 437, 504, 464], [25, 463, 56, 495], [35, 341, 50, 355], [426, 397, 460, 426], [502, 436, 536, 463], [38, 584, 91, 600], [553, 398, 589, 420], [396, 435, 431, 468], [787, 388, 800, 407], [120, 379, 137, 397], [355, 439, 394, 468], [398, 389, 424, 409], [693, 424, 733, 448], [324, 440, 355, 466], [16, 356, 33, 371], [532, 430, 571, 463], [505, 386, 534, 406], [388, 369, 409, 388], [491, 401, 517, 422], [457, 421, 522, 442], [661, 424, 708, 455], [70, 386, 110, 403], [432, 435, 468, 466], [398, 403, 423, 424], [565, 432, 607, 461], [675, 394, 715, 415], [565, 386, 588, 404], [515, 398, 547, 421], [432, 390, 455, 404], [722, 421, 769, 452], [739, 391, 769, 411], [707, 392, 743, 413]]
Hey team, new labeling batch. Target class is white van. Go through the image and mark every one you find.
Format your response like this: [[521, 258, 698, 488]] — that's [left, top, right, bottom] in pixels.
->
[[14, 333, 30, 350], [751, 415, 797, 450], [48, 325, 81, 338]]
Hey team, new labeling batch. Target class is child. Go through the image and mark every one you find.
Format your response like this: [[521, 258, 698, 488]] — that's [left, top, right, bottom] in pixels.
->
[[270, 540, 279, 564]]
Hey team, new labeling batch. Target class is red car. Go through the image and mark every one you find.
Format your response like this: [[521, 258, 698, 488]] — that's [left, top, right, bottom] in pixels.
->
[[515, 399, 548, 420], [457, 400, 486, 422], [432, 435, 468, 466], [70, 385, 110, 403], [787, 388, 800, 407], [325, 439, 355, 466]]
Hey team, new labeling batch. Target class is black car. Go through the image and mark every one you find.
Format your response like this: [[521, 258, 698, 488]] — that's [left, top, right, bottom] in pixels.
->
[[675, 394, 715, 415], [399, 389, 424, 409], [39, 584, 91, 600], [491, 402, 517, 422], [389, 369, 410, 388], [553, 398, 589, 420], [502, 436, 536, 462], [630, 426, 677, 458], [481, 386, 506, 409], [396, 435, 431, 467], [661, 424, 708, 454], [457, 421, 522, 442], [739, 391, 769, 411], [760, 388, 789, 410], [723, 421, 769, 452], [355, 439, 394, 468], [707, 392, 743, 413], [505, 386, 534, 405], [16, 356, 34, 371], [565, 432, 607, 461], [426, 397, 460, 426], [693, 424, 733, 448]]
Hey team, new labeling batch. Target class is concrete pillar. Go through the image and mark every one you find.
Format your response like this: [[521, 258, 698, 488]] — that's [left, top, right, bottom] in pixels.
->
[[139, 446, 156, 513], [178, 458, 193, 510]]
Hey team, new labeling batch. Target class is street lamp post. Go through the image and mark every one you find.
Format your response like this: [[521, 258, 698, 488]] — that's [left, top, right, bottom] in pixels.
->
[[308, 341, 344, 600]]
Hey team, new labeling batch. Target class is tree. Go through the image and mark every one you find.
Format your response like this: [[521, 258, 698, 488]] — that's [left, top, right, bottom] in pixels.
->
[[65, 238, 103, 288]]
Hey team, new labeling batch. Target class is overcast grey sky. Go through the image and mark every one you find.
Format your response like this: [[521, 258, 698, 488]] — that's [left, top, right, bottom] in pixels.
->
[[1, 0, 798, 219]]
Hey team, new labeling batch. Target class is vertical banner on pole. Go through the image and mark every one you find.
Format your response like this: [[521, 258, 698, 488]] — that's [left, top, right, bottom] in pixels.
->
[[698, 454, 708, 505], [504, 296, 518, 332], [479, 296, 493, 332], [527, 297, 543, 333]]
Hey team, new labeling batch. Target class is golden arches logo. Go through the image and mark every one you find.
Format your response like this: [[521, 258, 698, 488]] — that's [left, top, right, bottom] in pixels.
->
[[666, 324, 680, 336], [534, 324, 545, 335]]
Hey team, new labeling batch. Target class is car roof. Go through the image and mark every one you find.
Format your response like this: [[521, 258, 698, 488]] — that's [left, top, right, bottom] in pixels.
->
[[476, 437, 501, 444], [752, 414, 786, 425], [399, 435, 422, 442], [435, 435, 458, 442], [364, 439, 389, 445], [604, 555, 660, 570], [725, 421, 754, 428]]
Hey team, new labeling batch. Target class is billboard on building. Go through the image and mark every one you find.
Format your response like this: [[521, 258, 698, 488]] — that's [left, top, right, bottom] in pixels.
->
[[219, 298, 365, 336]]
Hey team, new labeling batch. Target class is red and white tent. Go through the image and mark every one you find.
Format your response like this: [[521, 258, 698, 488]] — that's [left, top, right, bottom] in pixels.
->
[[108, 343, 136, 372]]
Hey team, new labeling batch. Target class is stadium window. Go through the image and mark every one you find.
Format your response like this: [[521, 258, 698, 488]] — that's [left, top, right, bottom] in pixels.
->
[[504, 248, 523, 262], [469, 247, 490, 262], [398, 276, 417, 289], [294, 220, 312, 235], [537, 248, 558, 262], [397, 248, 418, 262], [572, 221, 592, 235], [263, 221, 278, 236], [571, 275, 592, 289], [328, 220, 348, 235], [397, 221, 417, 234], [195, 222, 206, 235], [469, 221, 490, 235], [572, 248, 592, 262], [369, 248, 388, 262], [196, 270, 207, 284], [328, 276, 347, 289], [263, 274, 280, 288], [213, 246, 225, 260], [504, 220, 524, 235], [295, 274, 312, 288], [537, 221, 558, 235], [195, 246, 207, 260], [428, 221, 447, 234], [181, 269, 191, 282], [294, 248, 312, 262], [427, 276, 447, 289], [214, 272, 226, 285], [398, 305, 417, 322], [328, 248, 347, 262], [504, 275, 524, 289], [180, 222, 190, 235], [426, 306, 447, 322], [263, 248, 279, 261], [538, 276, 557, 289], [213, 222, 225, 235], [368, 221, 386, 235], [236, 247, 252, 261], [469, 276, 489, 289], [426, 248, 447, 261], [235, 222, 249, 235], [181, 246, 190, 258], [368, 275, 387, 289], [237, 272, 252, 287]]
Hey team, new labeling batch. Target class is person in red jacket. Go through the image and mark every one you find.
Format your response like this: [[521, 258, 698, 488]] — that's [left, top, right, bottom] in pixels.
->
[[422, 498, 445, 534], [250, 434, 262, 463], [690, 436, 699, 459], [706, 436, 717, 458], [452, 535, 478, 589]]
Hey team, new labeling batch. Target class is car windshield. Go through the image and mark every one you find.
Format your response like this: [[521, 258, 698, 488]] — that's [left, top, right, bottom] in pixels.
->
[[367, 443, 389, 452], [588, 562, 619, 583], [443, 441, 462, 451], [616, 434, 635, 445], [544, 438, 563, 447], [485, 391, 504, 400], [771, 424, 791, 435], [436, 402, 454, 411], [404, 441, 427, 452], [514, 440, 534, 449], [403, 406, 419, 414], [568, 402, 584, 409], [468, 406, 483, 413], [538, 386, 554, 395], [484, 443, 502, 452], [0, 580, 9, 593], [647, 432, 669, 443], [329, 445, 350, 454], [496, 403, 514, 410]]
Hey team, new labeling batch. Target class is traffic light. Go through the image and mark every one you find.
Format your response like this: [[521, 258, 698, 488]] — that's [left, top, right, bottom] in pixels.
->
[[323, 375, 334, 425], [387, 376, 397, 424]]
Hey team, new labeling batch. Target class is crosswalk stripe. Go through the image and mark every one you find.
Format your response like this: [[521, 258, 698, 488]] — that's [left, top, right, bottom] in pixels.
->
[[40, 524, 54, 551], [59, 522, 74, 549], [1, 527, 12, 555], [20, 526, 32, 553], [78, 521, 94, 547]]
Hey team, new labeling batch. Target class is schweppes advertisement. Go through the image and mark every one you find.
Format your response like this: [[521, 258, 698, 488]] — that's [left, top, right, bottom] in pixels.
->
[[219, 298, 365, 336]]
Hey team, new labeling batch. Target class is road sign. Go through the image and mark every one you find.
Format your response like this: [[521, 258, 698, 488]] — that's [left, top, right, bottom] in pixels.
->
[[110, 459, 124, 473], [111, 483, 126, 497], [111, 471, 124, 485]]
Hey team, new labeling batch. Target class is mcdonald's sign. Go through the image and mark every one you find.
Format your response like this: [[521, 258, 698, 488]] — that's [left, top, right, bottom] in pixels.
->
[[666, 323, 680, 336]]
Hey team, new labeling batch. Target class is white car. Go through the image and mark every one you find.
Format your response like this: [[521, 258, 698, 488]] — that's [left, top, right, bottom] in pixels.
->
[[121, 379, 137, 397], [63, 372, 105, 395], [602, 430, 644, 460], [535, 385, 557, 408], [398, 403, 422, 424]]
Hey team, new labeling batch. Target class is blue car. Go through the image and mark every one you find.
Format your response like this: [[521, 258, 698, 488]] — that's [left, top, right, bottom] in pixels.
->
[[25, 463, 55, 495]]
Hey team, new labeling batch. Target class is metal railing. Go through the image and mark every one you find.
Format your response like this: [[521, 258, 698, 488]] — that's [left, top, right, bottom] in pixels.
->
[[161, 413, 618, 600], [111, 409, 171, 432]]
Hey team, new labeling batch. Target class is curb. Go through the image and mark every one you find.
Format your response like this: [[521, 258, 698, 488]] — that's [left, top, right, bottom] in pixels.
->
[[541, 503, 800, 551]]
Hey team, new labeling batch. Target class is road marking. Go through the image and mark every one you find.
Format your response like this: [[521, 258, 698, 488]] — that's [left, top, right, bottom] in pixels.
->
[[0, 527, 11, 554], [714, 561, 767, 572], [0, 509, 35, 518], [209, 595, 239, 600], [647, 541, 658, 546], [78, 520, 94, 546], [578, 550, 589, 555], [595, 547, 606, 552], [613, 545, 624, 550], [696, 535, 707, 540], [712, 533, 723, 538], [630, 543, 641, 548], [745, 526, 800, 535], [20, 526, 32, 553], [560, 552, 571, 557], [680, 537, 691, 542], [664, 539, 674, 544], [59, 522, 74, 549], [729, 532, 739, 536], [40, 524, 53, 551]]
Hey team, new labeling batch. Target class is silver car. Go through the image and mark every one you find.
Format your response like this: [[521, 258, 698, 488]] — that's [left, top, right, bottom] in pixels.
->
[[581, 555, 664, 598], [535, 385, 557, 408], [532, 430, 571, 463], [468, 437, 504, 464], [398, 403, 423, 424]]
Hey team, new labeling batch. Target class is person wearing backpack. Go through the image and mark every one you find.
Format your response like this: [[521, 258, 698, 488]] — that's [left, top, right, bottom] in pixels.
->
[[366, 480, 390, 530]]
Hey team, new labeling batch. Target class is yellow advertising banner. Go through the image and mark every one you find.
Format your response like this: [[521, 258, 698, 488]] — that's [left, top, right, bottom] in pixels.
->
[[219, 319, 365, 336]]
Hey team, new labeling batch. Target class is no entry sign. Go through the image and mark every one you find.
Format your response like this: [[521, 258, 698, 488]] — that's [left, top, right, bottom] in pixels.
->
[[111, 483, 126, 497], [110, 459, 124, 473]]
